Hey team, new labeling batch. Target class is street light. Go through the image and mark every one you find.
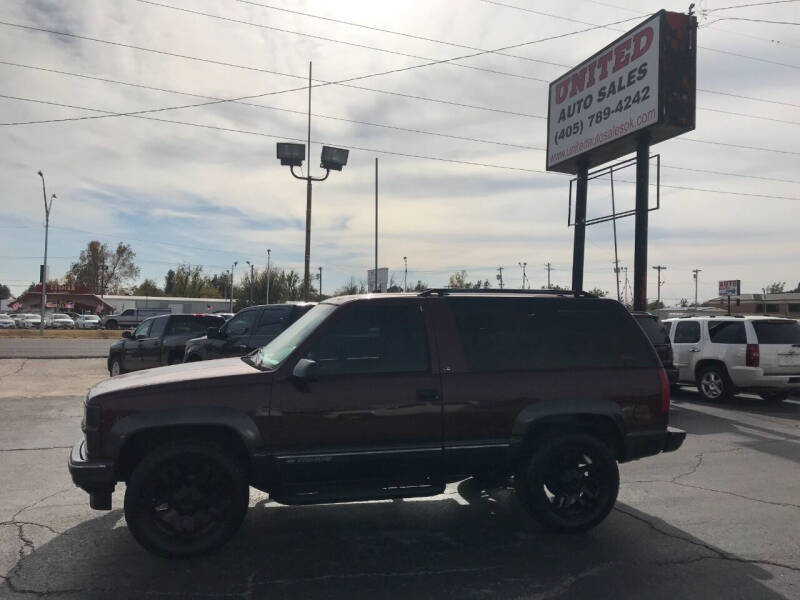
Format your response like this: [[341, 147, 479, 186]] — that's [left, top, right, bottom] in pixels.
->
[[266, 249, 271, 304], [245, 261, 254, 306], [276, 61, 349, 301], [230, 261, 238, 312], [37, 171, 55, 336]]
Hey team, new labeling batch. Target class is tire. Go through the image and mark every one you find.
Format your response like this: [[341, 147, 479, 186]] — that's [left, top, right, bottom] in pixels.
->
[[515, 433, 619, 533], [106, 320, 118, 330], [760, 391, 790, 403], [109, 357, 125, 377], [696, 366, 732, 402], [123, 442, 249, 558], [184, 354, 202, 363]]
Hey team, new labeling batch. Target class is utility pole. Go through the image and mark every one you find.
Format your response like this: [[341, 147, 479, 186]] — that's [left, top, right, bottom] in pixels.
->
[[544, 262, 552, 289], [622, 267, 630, 306], [652, 265, 667, 306], [245, 261, 254, 305], [317, 266, 323, 300], [230, 261, 238, 312], [692, 269, 702, 307], [265, 249, 271, 304], [496, 267, 504, 290], [374, 157, 379, 291], [610, 168, 621, 302], [37, 171, 55, 337], [613, 263, 621, 302], [518, 262, 529, 289], [403, 256, 408, 292]]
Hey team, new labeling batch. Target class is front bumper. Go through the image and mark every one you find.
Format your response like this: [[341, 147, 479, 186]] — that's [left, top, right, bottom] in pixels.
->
[[623, 427, 686, 462], [68, 439, 115, 510]]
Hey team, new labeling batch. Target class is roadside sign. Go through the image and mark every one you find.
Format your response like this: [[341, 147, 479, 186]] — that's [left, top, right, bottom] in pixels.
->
[[546, 10, 696, 174], [367, 268, 389, 293], [719, 280, 741, 297]]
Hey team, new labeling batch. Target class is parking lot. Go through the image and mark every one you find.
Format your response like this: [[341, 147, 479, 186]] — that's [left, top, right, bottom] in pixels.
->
[[0, 359, 798, 599]]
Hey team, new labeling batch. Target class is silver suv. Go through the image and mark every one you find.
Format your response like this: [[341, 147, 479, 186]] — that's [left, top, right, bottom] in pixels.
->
[[663, 316, 800, 403], [102, 308, 170, 330]]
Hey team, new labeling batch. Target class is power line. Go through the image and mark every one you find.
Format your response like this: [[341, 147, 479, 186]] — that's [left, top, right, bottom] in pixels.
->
[[705, 18, 800, 26], [2, 93, 799, 202], [134, 0, 547, 83], [705, 0, 800, 12], [700, 45, 800, 69]]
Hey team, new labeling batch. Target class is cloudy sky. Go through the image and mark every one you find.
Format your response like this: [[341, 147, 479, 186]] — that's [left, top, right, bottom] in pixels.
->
[[1, 0, 798, 303]]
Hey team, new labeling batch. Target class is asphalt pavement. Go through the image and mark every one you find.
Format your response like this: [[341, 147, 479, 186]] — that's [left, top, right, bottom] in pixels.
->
[[0, 360, 798, 599], [0, 338, 114, 359]]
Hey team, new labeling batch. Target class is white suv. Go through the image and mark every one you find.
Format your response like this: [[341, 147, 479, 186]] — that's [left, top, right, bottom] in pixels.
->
[[663, 316, 800, 403]]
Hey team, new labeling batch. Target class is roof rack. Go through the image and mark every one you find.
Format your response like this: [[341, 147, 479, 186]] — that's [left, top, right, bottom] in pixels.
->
[[417, 288, 596, 298]]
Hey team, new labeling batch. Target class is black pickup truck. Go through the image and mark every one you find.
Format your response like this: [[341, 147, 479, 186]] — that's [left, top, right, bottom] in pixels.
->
[[107, 313, 225, 376]]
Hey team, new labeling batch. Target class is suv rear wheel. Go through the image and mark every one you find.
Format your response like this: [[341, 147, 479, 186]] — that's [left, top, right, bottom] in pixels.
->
[[696, 366, 732, 402], [515, 433, 619, 532], [123, 442, 249, 558], [105, 320, 118, 330]]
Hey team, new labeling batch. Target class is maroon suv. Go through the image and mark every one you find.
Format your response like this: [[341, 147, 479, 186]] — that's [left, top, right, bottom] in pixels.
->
[[69, 289, 685, 557]]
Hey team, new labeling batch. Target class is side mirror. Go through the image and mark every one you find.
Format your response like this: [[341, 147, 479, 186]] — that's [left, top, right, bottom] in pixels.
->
[[122, 330, 132, 339], [207, 326, 220, 339], [292, 358, 318, 381]]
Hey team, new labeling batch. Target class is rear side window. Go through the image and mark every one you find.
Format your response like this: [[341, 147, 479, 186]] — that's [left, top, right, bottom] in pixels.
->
[[166, 316, 222, 336], [752, 321, 800, 344], [306, 302, 428, 376], [674, 321, 700, 343], [449, 298, 657, 372], [709, 321, 746, 344], [149, 316, 168, 338], [635, 316, 670, 345]]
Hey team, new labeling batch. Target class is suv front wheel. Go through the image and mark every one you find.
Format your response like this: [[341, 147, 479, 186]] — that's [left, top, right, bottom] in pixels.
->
[[515, 433, 619, 532], [696, 366, 732, 402], [123, 442, 249, 558]]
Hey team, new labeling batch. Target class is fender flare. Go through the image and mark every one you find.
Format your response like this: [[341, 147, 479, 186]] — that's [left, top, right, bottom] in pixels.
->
[[107, 406, 264, 461]]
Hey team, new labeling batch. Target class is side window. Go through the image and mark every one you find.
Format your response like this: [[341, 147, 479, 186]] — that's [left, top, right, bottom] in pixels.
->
[[133, 319, 152, 339], [225, 311, 259, 338], [254, 308, 291, 337], [121, 309, 134, 316], [148, 316, 168, 339], [305, 303, 428, 376], [709, 321, 746, 344], [674, 321, 700, 343]]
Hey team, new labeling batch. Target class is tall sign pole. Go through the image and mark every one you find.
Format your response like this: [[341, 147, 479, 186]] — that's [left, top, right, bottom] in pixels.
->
[[633, 135, 650, 311], [571, 160, 588, 292], [303, 62, 313, 301], [37, 171, 54, 336], [374, 157, 378, 291]]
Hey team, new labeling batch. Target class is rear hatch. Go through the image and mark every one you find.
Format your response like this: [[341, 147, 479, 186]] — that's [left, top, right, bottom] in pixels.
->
[[634, 314, 674, 367], [752, 320, 800, 375]]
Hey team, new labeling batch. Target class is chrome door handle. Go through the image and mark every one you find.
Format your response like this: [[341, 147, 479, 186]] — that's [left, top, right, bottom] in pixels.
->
[[689, 348, 700, 352]]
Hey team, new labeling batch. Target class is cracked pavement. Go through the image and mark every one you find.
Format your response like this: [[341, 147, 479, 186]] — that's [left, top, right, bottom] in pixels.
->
[[0, 359, 798, 599]]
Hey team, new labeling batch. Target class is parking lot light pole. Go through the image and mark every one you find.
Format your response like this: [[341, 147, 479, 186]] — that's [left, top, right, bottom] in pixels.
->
[[245, 261, 254, 305], [403, 256, 408, 292], [266, 249, 271, 304], [693, 268, 702, 307], [230, 261, 238, 312], [37, 171, 55, 337]]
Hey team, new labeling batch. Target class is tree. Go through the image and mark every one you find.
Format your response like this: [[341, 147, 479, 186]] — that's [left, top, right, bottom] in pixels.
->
[[163, 264, 221, 298], [64, 241, 140, 294], [765, 281, 786, 294], [334, 276, 364, 296], [647, 300, 665, 310], [679, 298, 689, 307], [448, 271, 490, 289], [132, 278, 164, 297], [412, 280, 428, 292], [587, 287, 608, 298], [0, 284, 10, 300]]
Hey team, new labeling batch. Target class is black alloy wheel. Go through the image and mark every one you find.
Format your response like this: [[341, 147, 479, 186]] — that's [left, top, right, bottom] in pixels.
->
[[516, 434, 619, 532], [124, 442, 249, 558]]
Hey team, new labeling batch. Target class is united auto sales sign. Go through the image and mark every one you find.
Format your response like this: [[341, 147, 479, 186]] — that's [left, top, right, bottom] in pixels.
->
[[546, 11, 696, 174]]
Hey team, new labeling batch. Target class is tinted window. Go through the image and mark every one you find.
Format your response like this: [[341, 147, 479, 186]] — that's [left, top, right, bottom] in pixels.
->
[[674, 321, 700, 343], [133, 319, 152, 338], [634, 315, 670, 345], [254, 307, 291, 337], [121, 310, 134, 316], [224, 310, 259, 338], [149, 316, 168, 338], [709, 321, 746, 344], [449, 298, 656, 372], [788, 304, 800, 312], [164, 315, 221, 336], [305, 302, 428, 376], [766, 304, 781, 313], [753, 321, 800, 344]]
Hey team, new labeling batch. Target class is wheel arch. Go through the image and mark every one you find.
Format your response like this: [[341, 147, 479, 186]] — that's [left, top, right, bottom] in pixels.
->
[[694, 359, 729, 380]]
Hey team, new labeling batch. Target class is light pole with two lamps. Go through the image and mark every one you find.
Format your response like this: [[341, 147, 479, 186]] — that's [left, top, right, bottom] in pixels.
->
[[37, 171, 55, 336]]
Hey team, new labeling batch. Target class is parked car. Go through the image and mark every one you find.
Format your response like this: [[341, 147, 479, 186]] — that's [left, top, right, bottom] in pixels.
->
[[10, 313, 36, 327], [0, 314, 16, 329], [20, 314, 41, 329], [664, 315, 800, 402], [75, 314, 102, 329], [46, 313, 75, 329], [102, 308, 171, 330], [70, 289, 684, 558], [184, 303, 315, 363], [66, 312, 82, 321], [107, 313, 227, 376], [213, 312, 235, 320], [632, 312, 678, 384]]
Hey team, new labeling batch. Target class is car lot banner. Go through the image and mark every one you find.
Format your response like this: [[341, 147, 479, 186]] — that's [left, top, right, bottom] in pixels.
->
[[718, 280, 741, 297]]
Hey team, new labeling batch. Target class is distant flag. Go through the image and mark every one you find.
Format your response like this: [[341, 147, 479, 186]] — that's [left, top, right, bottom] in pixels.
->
[[64, 301, 74, 309], [95, 303, 104, 314], [9, 301, 20, 311]]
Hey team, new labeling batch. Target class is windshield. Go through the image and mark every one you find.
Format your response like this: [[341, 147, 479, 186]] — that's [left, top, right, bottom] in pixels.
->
[[254, 303, 336, 369], [753, 320, 800, 344], [53, 314, 69, 319], [84, 315, 99, 320]]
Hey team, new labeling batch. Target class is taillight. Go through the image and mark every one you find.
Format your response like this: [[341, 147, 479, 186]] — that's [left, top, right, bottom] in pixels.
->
[[746, 344, 760, 367], [658, 368, 670, 413]]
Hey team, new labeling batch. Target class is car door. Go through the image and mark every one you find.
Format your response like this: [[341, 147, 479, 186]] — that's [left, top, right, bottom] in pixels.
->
[[672, 321, 702, 382], [212, 309, 260, 358], [248, 306, 292, 350], [124, 319, 153, 372], [269, 299, 442, 486], [138, 316, 168, 370]]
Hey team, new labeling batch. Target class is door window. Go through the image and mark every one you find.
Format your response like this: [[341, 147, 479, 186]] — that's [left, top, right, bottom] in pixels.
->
[[254, 307, 291, 338], [674, 321, 701, 343], [305, 303, 428, 376], [133, 319, 153, 339], [148, 316, 168, 339], [708, 321, 746, 344], [224, 310, 259, 338]]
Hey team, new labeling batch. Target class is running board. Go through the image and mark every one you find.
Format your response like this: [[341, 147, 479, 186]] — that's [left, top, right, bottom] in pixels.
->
[[270, 482, 446, 506]]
